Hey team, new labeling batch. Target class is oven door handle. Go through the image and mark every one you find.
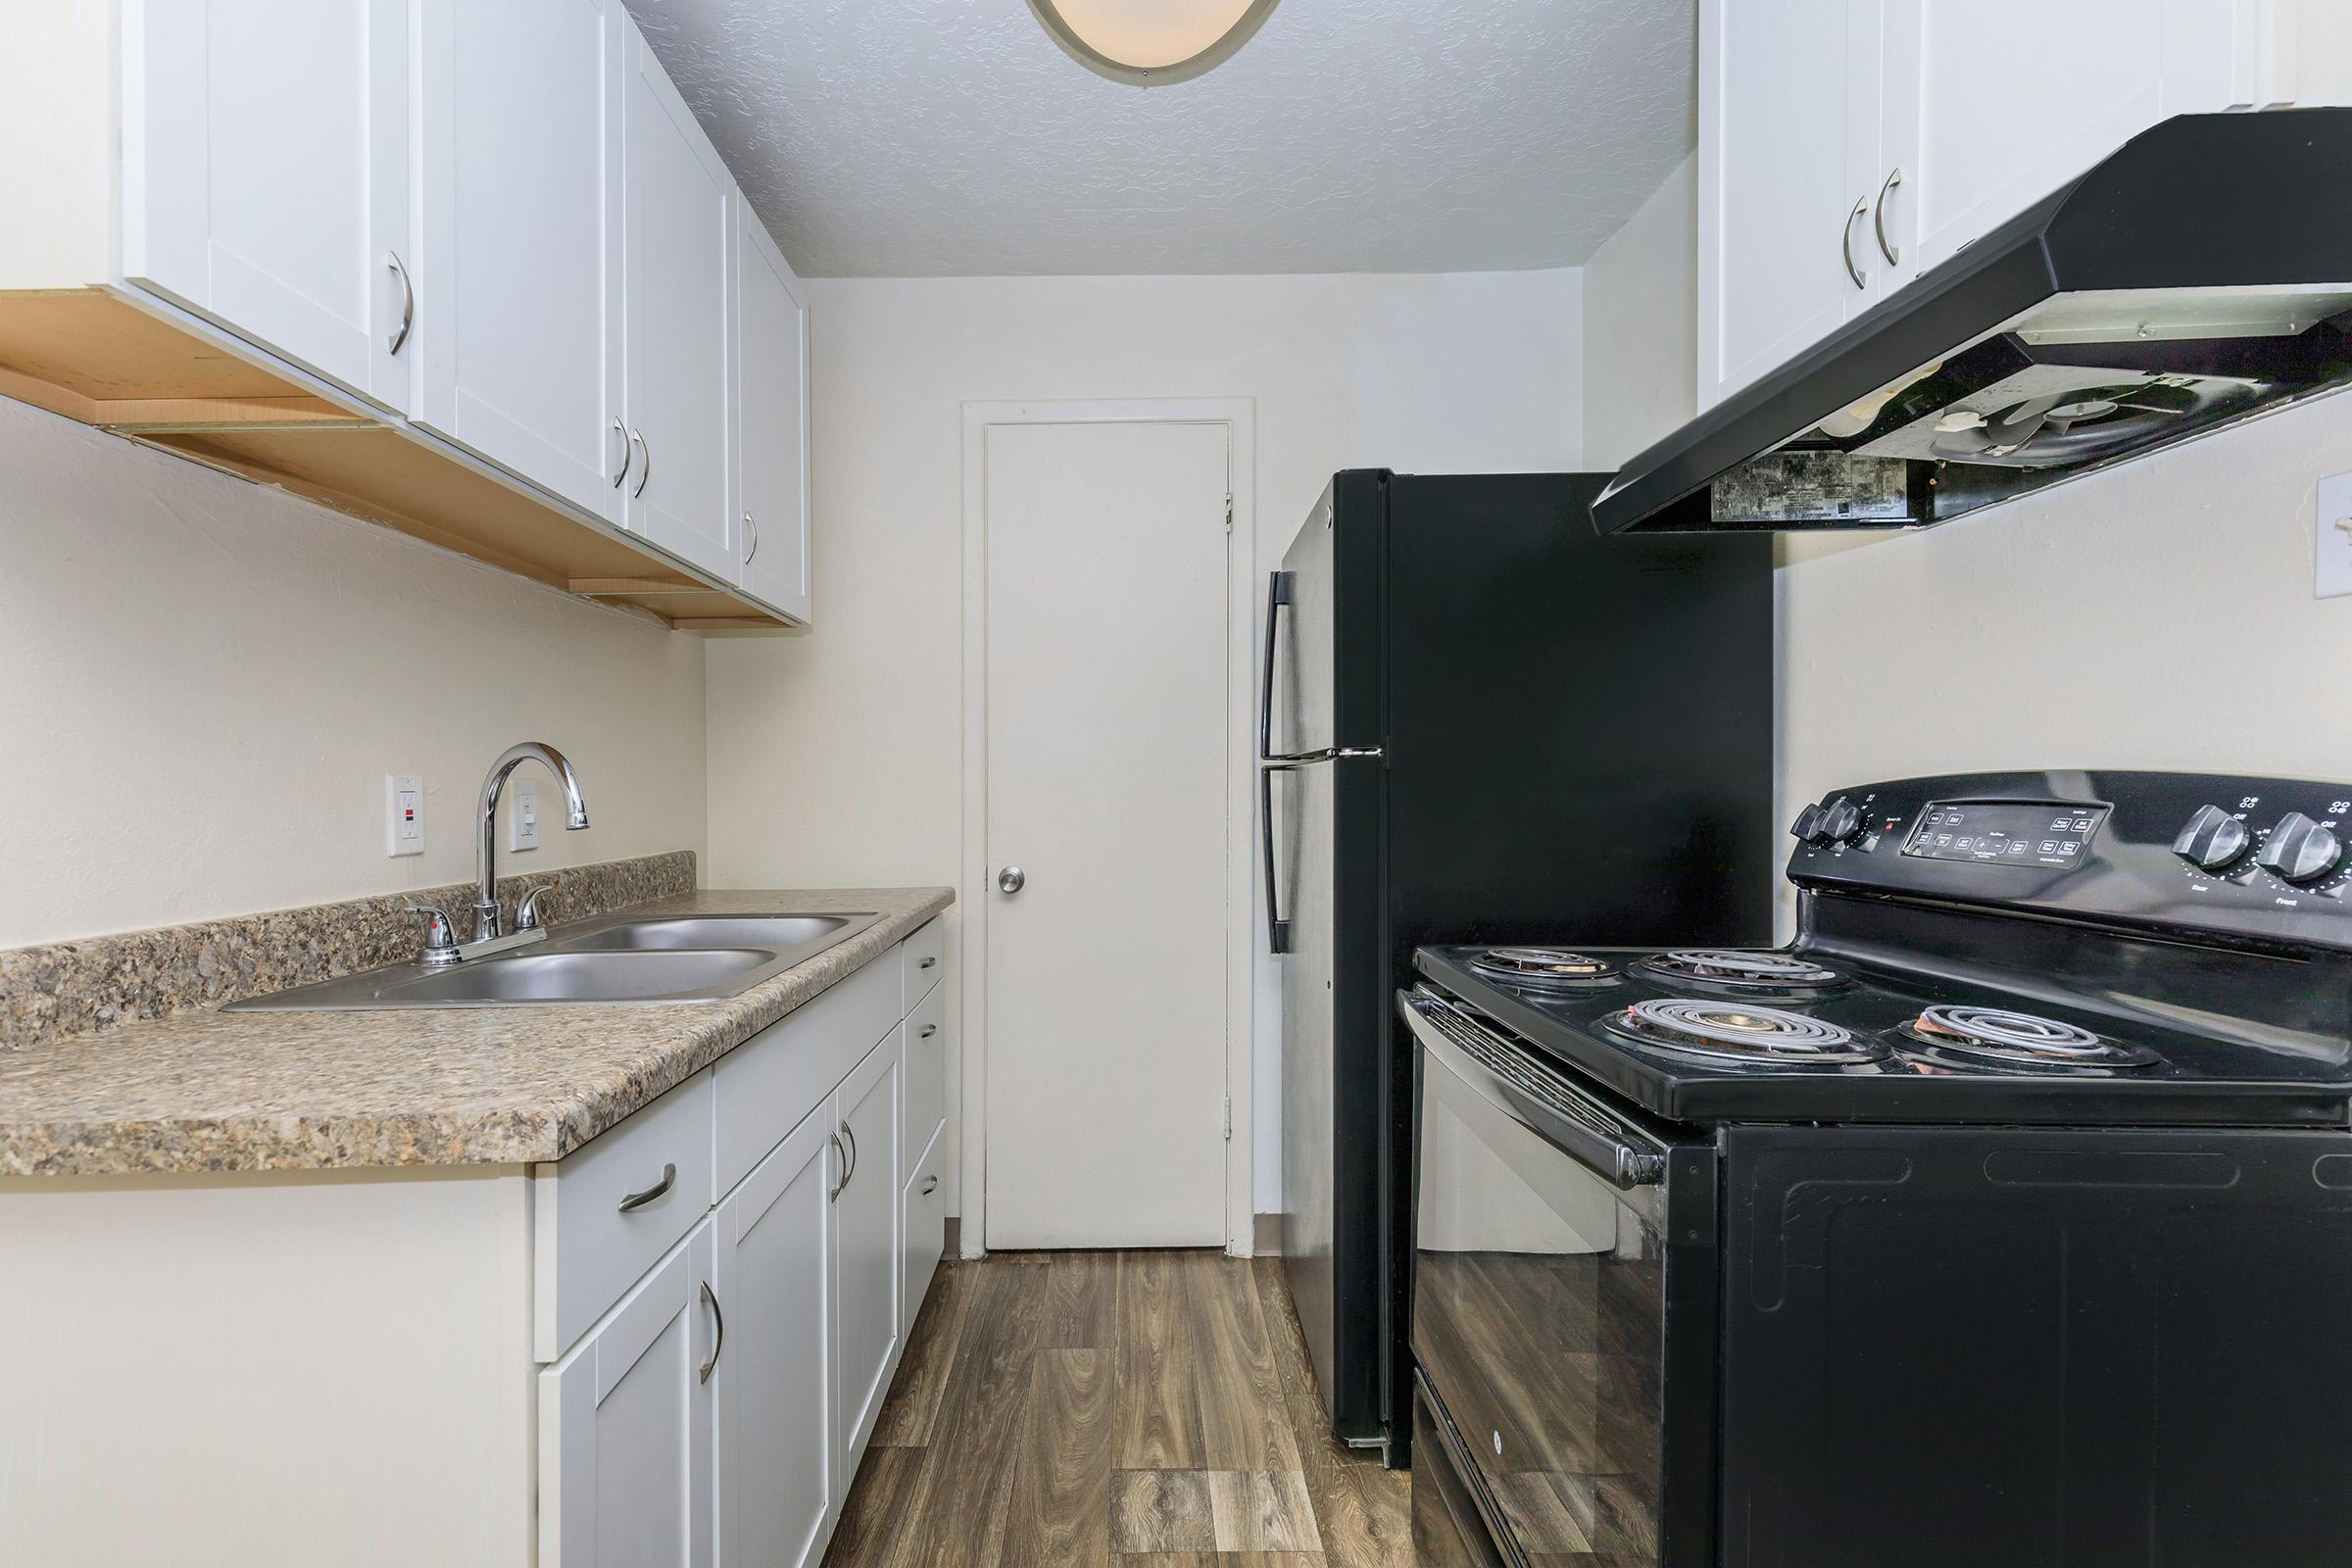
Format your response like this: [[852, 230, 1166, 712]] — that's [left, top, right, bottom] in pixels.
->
[[1400, 986, 1668, 1190]]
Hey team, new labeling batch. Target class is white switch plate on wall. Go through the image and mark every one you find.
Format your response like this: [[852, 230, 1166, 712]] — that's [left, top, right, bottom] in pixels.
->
[[2317, 470, 2352, 599], [510, 780, 540, 852], [386, 774, 424, 858]]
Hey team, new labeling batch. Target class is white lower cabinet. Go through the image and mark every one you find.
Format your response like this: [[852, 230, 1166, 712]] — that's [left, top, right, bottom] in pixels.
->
[[834, 1029, 903, 1471], [903, 1120, 949, 1336], [715, 1102, 838, 1568], [540, 1222, 717, 1568]]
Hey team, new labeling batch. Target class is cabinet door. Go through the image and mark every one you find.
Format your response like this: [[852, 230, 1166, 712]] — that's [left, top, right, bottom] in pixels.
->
[[622, 24, 736, 578], [541, 1225, 716, 1568], [417, 0, 625, 518], [1882, 1, 2276, 278], [715, 1106, 837, 1568], [122, 0, 411, 409], [1698, 0, 1882, 409], [733, 199, 813, 623], [833, 1031, 901, 1472]]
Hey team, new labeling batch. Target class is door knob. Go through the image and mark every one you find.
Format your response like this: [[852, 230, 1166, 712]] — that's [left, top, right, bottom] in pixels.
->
[[998, 865, 1025, 895]]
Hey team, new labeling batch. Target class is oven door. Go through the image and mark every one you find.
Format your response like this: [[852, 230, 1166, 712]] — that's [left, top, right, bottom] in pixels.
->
[[1403, 985, 1718, 1568]]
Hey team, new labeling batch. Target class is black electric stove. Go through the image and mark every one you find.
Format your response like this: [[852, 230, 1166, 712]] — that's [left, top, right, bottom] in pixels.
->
[[1405, 771, 2352, 1568]]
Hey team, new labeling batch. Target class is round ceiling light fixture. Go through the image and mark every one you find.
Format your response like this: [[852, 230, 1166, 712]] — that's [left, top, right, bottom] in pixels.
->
[[1027, 0, 1282, 85]]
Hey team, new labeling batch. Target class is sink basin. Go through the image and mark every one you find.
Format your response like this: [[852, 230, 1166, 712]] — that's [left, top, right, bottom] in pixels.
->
[[224, 908, 883, 1009], [389, 949, 775, 1003], [558, 914, 858, 952]]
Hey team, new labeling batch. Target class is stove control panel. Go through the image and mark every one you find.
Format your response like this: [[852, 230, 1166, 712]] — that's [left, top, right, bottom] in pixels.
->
[[1788, 772, 2352, 955]]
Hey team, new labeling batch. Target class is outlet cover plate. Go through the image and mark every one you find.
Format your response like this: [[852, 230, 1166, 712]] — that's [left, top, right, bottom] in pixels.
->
[[387, 774, 424, 858], [510, 780, 540, 853], [2317, 470, 2352, 599]]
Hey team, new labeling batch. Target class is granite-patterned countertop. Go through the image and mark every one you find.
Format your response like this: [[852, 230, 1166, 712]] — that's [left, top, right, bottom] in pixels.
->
[[0, 888, 953, 1178]]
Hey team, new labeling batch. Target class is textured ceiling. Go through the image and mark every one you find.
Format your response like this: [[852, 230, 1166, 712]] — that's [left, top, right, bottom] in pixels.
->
[[627, 0, 1696, 277]]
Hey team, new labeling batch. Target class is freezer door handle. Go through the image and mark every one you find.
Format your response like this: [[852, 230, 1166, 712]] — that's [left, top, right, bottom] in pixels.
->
[[1260, 762, 1291, 954], [1258, 569, 1297, 764]]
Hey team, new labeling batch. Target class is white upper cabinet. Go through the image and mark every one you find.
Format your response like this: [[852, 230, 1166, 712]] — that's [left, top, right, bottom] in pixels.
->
[[1699, 0, 2321, 413], [621, 24, 737, 582], [733, 196, 814, 623], [1697, 0, 1885, 410], [121, 0, 413, 411], [416, 0, 626, 521], [1881, 1, 2297, 279]]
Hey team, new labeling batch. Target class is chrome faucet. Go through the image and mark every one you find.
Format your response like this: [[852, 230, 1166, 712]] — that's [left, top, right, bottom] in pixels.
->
[[470, 742, 591, 944]]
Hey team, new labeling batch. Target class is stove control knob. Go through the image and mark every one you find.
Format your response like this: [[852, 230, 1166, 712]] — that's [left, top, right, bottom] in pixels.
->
[[1818, 796, 1866, 846], [2172, 806, 2253, 872], [1789, 804, 1827, 843], [2257, 812, 2344, 885]]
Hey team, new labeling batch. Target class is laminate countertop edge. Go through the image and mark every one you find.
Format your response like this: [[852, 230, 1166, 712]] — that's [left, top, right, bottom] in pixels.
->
[[0, 887, 955, 1179]]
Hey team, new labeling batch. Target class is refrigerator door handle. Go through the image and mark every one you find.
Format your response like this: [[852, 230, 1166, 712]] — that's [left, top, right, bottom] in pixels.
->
[[1260, 761, 1290, 954], [1258, 569, 1297, 764]]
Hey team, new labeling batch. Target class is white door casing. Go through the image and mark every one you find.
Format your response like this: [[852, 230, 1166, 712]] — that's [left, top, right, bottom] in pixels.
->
[[970, 411, 1243, 1251]]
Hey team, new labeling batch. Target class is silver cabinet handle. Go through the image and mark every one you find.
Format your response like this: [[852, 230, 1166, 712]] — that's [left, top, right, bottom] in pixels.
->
[[611, 417, 631, 488], [826, 1132, 845, 1201], [839, 1119, 858, 1191], [385, 251, 414, 355], [919, 956, 938, 970], [1841, 197, 1869, 290], [997, 866, 1025, 895], [921, 1175, 939, 1196], [632, 430, 652, 499], [744, 512, 759, 564], [617, 1161, 676, 1213], [920, 1023, 938, 1038], [1874, 167, 1903, 267], [698, 1280, 723, 1385]]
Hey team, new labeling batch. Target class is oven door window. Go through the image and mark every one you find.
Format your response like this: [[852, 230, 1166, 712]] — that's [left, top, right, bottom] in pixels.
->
[[1415, 1042, 1666, 1564]]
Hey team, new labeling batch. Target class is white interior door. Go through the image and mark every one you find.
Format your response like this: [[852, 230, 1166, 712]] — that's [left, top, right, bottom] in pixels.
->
[[983, 419, 1232, 1250]]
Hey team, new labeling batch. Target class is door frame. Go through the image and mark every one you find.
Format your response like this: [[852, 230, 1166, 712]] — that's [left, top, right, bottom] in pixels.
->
[[958, 397, 1258, 1257]]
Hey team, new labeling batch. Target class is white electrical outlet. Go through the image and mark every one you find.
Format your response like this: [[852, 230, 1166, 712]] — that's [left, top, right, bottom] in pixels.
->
[[510, 779, 540, 852], [2317, 470, 2352, 599], [386, 774, 424, 858]]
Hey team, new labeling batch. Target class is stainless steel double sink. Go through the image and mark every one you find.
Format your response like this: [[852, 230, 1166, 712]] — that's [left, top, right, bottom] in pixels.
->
[[227, 911, 881, 1010]]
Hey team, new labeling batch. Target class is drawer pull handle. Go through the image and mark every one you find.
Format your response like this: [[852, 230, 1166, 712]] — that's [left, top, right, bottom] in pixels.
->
[[919, 956, 937, 969], [617, 1162, 676, 1213], [921, 1175, 939, 1196], [827, 1132, 846, 1201], [920, 1024, 938, 1039], [699, 1280, 724, 1384]]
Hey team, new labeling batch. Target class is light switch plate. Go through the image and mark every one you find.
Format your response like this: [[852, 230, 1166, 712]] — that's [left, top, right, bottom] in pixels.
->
[[386, 774, 424, 858], [510, 780, 540, 852], [2317, 470, 2352, 599]]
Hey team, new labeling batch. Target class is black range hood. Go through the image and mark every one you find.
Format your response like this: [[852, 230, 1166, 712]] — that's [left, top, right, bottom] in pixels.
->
[[1593, 109, 2352, 535]]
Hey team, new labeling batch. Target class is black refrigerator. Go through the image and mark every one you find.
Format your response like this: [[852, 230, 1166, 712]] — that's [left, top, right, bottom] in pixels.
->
[[1262, 470, 1775, 1464]]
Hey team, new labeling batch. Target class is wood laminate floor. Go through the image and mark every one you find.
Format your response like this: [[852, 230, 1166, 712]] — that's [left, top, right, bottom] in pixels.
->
[[825, 1250, 1413, 1568]]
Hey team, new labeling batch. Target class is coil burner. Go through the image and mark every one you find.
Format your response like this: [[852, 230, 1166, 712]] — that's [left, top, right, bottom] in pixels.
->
[[1467, 947, 1623, 990], [1898, 1005, 2161, 1072], [1607, 998, 1889, 1067], [1632, 949, 1849, 995]]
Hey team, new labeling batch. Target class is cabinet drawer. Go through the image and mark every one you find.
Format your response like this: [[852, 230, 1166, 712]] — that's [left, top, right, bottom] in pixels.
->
[[902, 1120, 948, 1337], [903, 984, 946, 1157], [535, 1069, 715, 1361], [712, 949, 899, 1198], [902, 917, 944, 1012]]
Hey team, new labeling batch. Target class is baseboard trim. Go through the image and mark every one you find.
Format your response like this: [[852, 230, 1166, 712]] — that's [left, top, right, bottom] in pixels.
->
[[1253, 1212, 1281, 1256]]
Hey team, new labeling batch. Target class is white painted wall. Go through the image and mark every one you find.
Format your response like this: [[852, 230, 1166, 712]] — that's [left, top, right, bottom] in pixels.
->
[[705, 270, 1586, 1216], [0, 400, 709, 949], [1581, 156, 1695, 470]]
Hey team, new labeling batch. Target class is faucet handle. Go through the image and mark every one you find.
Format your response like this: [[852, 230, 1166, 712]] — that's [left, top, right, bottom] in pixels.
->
[[516, 885, 556, 932], [406, 905, 459, 963]]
